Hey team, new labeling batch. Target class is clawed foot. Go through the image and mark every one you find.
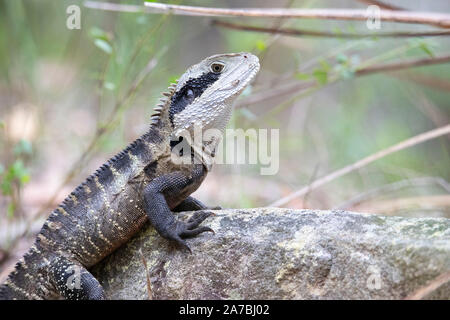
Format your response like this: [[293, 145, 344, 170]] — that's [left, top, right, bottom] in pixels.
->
[[165, 211, 215, 253]]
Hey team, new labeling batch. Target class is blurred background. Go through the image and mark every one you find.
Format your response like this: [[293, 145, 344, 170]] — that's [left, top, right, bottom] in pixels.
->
[[0, 0, 449, 279]]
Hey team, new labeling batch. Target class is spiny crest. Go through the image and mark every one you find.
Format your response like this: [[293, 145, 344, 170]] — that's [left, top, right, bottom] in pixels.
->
[[149, 81, 178, 126]]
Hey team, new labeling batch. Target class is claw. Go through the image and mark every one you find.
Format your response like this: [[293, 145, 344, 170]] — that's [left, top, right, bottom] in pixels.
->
[[180, 226, 215, 238], [173, 235, 192, 253], [163, 210, 214, 253], [186, 211, 213, 228]]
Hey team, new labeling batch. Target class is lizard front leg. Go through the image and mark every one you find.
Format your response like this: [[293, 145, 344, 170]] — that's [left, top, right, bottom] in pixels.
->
[[143, 170, 214, 252], [173, 196, 221, 212]]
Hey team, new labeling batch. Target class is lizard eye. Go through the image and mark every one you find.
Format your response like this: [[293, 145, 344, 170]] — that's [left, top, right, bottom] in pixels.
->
[[210, 63, 225, 73], [186, 89, 194, 98]]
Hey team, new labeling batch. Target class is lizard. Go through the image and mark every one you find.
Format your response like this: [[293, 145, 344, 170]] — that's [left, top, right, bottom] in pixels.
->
[[0, 52, 260, 300]]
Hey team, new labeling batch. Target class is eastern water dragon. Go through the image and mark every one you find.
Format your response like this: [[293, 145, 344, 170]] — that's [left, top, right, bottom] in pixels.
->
[[0, 52, 260, 299]]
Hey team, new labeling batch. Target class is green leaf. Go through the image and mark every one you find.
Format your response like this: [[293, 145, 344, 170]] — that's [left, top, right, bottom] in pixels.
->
[[104, 82, 116, 91], [340, 69, 355, 79], [419, 42, 435, 57], [255, 40, 267, 52], [10, 160, 30, 186], [94, 39, 113, 55], [168, 75, 179, 85], [1, 179, 12, 195], [7, 202, 15, 218], [336, 54, 348, 64], [295, 72, 311, 80], [89, 27, 110, 42], [319, 59, 331, 72], [408, 39, 437, 57], [313, 69, 328, 85], [13, 139, 32, 156]]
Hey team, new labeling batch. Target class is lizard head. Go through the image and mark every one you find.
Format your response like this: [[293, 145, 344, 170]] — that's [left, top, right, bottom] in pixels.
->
[[169, 52, 260, 135]]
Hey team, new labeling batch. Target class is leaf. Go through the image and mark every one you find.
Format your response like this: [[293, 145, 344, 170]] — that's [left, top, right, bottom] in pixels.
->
[[336, 54, 348, 64], [255, 40, 266, 52], [13, 139, 32, 156], [408, 39, 437, 58], [340, 69, 355, 79], [295, 72, 311, 80], [419, 42, 435, 57], [168, 75, 179, 85], [1, 178, 12, 195], [89, 27, 110, 42], [104, 82, 116, 91], [94, 39, 113, 55], [319, 59, 331, 72], [313, 69, 328, 85], [9, 160, 30, 186], [7, 202, 15, 218]]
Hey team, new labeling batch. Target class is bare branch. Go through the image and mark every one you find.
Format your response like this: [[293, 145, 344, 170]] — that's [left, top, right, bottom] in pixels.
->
[[212, 20, 450, 38], [334, 177, 450, 210], [141, 2, 450, 28], [269, 125, 450, 207], [237, 54, 450, 108], [351, 195, 450, 215], [354, 55, 450, 76], [356, 0, 404, 11], [394, 72, 450, 92], [84, 1, 145, 13]]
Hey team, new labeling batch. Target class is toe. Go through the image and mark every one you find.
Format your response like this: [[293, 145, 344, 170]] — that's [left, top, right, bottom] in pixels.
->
[[180, 226, 215, 238], [186, 211, 213, 229]]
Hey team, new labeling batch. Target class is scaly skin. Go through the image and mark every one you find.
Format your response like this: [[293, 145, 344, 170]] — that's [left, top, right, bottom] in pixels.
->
[[0, 52, 260, 300]]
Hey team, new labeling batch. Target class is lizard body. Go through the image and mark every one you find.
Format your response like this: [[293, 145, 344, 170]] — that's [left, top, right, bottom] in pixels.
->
[[0, 53, 260, 300]]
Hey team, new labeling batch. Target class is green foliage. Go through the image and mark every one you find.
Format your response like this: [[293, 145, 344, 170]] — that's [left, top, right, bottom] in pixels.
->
[[334, 53, 356, 79], [0, 139, 32, 218], [0, 0, 448, 213], [168, 75, 180, 85], [255, 40, 267, 52], [13, 139, 32, 156], [1, 160, 30, 196], [295, 72, 311, 80], [311, 60, 331, 85], [408, 38, 437, 57]]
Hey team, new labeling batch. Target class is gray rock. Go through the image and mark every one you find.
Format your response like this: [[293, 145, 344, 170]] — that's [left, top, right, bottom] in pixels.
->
[[91, 208, 450, 300]]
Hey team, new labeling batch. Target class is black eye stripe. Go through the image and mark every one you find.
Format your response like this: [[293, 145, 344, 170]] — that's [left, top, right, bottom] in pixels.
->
[[169, 71, 221, 125]]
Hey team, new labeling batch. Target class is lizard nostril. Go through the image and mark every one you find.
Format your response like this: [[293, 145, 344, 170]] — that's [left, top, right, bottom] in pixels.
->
[[244, 55, 248, 58]]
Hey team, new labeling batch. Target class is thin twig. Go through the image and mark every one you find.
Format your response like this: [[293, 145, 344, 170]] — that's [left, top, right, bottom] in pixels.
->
[[212, 20, 450, 38], [237, 54, 450, 108], [355, 55, 450, 76], [139, 249, 153, 300], [84, 1, 147, 13], [33, 55, 161, 219], [140, 2, 450, 28], [351, 195, 450, 215], [334, 176, 450, 210], [394, 72, 450, 92], [269, 125, 450, 207], [404, 271, 450, 300]]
